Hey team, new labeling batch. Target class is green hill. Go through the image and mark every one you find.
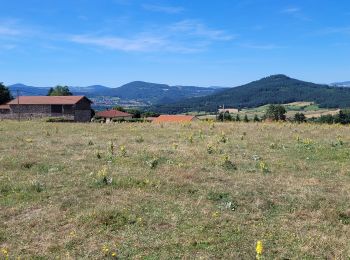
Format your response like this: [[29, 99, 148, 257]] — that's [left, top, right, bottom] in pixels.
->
[[152, 75, 350, 113]]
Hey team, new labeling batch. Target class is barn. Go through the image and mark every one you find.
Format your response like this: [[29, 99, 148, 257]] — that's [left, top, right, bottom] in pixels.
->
[[2, 96, 93, 122]]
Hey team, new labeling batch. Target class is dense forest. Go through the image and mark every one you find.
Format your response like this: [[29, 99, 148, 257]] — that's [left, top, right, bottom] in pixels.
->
[[151, 75, 350, 114]]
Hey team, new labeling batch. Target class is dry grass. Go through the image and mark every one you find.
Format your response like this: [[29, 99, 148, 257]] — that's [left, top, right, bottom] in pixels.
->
[[1, 120, 350, 259]]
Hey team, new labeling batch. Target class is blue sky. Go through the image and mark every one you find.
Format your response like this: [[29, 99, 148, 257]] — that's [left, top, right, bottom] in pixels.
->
[[0, 0, 349, 87]]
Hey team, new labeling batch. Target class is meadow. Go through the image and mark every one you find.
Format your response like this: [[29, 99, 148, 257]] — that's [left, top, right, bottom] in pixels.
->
[[1, 120, 350, 259]]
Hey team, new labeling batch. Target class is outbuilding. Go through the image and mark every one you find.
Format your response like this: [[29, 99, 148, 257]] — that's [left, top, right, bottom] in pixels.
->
[[96, 109, 133, 123], [3, 96, 93, 122]]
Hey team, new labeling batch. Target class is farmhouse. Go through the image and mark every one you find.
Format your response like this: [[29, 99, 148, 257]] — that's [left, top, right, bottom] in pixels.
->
[[153, 115, 198, 123], [1, 96, 92, 122], [96, 109, 132, 123]]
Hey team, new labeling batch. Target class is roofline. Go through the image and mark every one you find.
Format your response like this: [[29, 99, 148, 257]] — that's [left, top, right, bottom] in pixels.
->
[[7, 95, 93, 105]]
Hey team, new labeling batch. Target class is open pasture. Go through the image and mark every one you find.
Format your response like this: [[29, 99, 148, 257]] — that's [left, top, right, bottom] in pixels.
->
[[0, 120, 350, 259]]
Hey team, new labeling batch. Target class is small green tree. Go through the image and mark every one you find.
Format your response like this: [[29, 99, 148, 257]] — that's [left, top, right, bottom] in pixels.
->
[[224, 111, 232, 121], [253, 114, 260, 122], [294, 112, 306, 123], [265, 104, 286, 121], [243, 114, 249, 122], [334, 110, 350, 124], [126, 109, 141, 118], [235, 114, 241, 122], [47, 85, 72, 96], [0, 83, 12, 104], [218, 112, 232, 122]]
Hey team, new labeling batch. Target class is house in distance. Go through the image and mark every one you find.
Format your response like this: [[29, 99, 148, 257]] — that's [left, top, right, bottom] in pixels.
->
[[95, 109, 133, 123], [1, 96, 93, 122]]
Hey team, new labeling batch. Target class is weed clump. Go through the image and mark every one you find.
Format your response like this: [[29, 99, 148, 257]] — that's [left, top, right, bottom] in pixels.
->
[[31, 180, 45, 193], [146, 158, 158, 169], [135, 136, 144, 143], [221, 155, 237, 170]]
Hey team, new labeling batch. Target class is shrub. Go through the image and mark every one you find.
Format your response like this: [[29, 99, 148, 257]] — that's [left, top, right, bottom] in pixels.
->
[[243, 114, 249, 122], [253, 114, 260, 122], [294, 112, 306, 123]]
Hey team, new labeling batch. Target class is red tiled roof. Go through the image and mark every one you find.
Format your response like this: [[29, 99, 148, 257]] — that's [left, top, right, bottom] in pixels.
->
[[0, 104, 10, 109], [96, 110, 132, 118], [153, 115, 197, 123], [7, 96, 91, 105]]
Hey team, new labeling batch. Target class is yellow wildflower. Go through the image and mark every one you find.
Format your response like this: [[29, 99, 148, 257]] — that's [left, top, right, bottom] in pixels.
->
[[212, 211, 220, 218], [120, 145, 126, 156], [97, 166, 108, 177], [1, 248, 8, 255], [112, 252, 117, 257], [102, 245, 109, 254], [256, 240, 263, 258]]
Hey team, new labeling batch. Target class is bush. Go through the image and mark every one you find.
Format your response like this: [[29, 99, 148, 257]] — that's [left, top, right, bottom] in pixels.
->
[[294, 112, 306, 123], [243, 114, 249, 122], [253, 114, 260, 122], [217, 112, 232, 121]]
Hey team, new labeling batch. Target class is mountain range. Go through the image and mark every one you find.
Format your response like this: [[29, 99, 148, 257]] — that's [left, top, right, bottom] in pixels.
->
[[151, 75, 350, 113], [8, 76, 350, 113], [8, 82, 225, 105], [331, 81, 350, 87]]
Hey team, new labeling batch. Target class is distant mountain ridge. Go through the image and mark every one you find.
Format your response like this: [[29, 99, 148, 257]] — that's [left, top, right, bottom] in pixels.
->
[[152, 75, 350, 113], [8, 82, 225, 105], [331, 81, 350, 87]]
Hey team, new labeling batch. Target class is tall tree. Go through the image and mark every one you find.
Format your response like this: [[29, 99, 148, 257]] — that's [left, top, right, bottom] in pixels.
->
[[0, 83, 13, 104], [265, 104, 286, 121], [47, 85, 72, 96]]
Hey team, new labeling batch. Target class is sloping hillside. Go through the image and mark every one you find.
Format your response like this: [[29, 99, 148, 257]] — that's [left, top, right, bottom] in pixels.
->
[[108, 81, 224, 104], [8, 82, 224, 105], [152, 75, 350, 113]]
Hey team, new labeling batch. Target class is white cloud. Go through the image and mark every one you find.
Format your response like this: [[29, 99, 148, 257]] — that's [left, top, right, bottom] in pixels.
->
[[281, 7, 300, 14], [281, 7, 311, 21], [169, 20, 235, 41], [71, 34, 167, 52], [240, 43, 285, 50], [70, 20, 234, 53], [142, 4, 184, 14]]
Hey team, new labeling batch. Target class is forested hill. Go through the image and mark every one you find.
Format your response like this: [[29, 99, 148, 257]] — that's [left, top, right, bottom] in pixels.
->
[[152, 75, 350, 114]]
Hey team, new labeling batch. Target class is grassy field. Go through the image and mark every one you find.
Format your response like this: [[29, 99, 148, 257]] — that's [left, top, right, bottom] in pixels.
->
[[1, 120, 350, 259]]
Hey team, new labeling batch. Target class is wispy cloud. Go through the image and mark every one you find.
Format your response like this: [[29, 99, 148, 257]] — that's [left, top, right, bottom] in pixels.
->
[[142, 4, 184, 14], [318, 26, 350, 35], [281, 7, 300, 14], [0, 26, 20, 36], [70, 20, 234, 53], [281, 7, 310, 21], [240, 43, 285, 50], [169, 20, 235, 41], [71, 34, 167, 52]]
